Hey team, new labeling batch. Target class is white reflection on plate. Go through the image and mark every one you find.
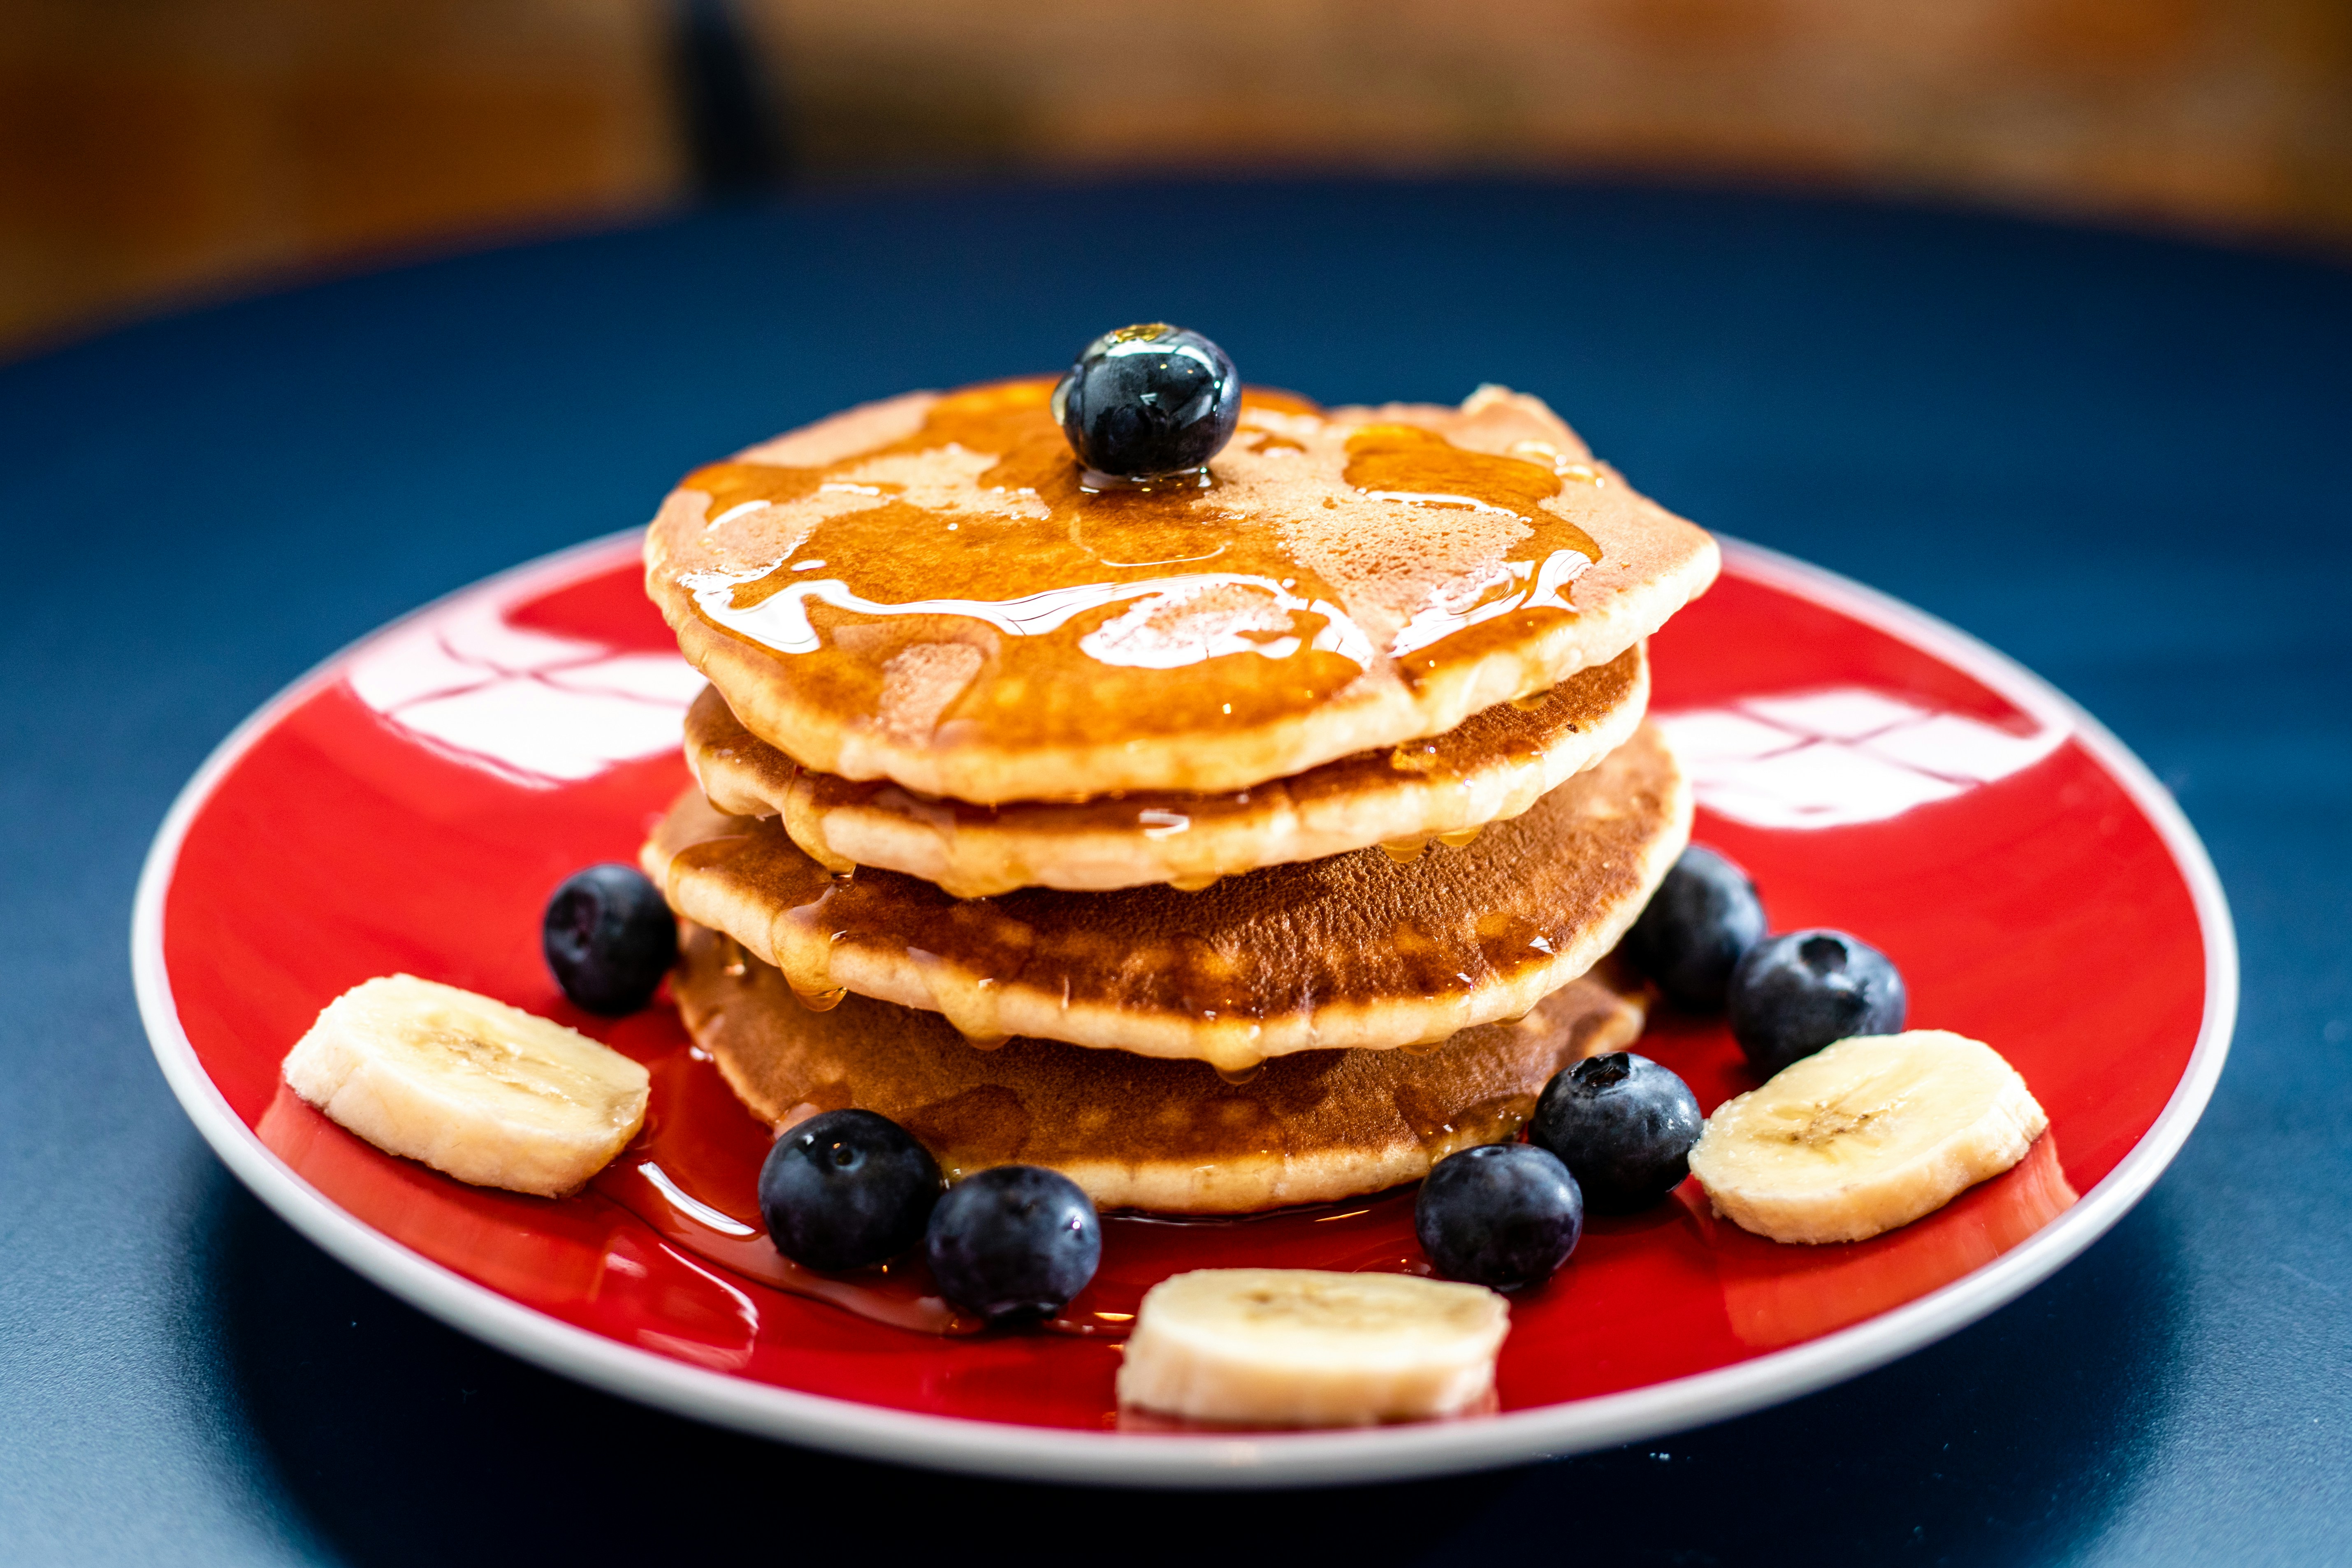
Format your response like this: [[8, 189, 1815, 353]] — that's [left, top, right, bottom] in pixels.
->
[[1655, 687, 2069, 830], [346, 593, 703, 784]]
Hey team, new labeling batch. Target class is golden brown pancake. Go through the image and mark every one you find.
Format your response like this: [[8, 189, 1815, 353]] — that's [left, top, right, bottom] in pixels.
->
[[684, 642, 1649, 898], [644, 721, 1691, 1073], [674, 922, 1649, 1213], [644, 380, 1716, 803]]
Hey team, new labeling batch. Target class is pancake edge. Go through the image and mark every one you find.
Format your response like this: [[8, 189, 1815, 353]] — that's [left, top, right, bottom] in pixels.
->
[[677, 926, 1652, 1214], [688, 645, 1651, 897], [644, 729, 1694, 1074]]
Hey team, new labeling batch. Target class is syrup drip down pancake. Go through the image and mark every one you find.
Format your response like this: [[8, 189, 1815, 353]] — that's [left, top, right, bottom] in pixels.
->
[[685, 642, 1649, 898]]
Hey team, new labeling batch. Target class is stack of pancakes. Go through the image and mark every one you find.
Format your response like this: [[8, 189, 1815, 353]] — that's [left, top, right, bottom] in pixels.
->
[[639, 378, 1717, 1213]]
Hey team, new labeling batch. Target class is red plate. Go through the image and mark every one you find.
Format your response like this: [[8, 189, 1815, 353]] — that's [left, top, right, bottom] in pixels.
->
[[133, 534, 2234, 1486]]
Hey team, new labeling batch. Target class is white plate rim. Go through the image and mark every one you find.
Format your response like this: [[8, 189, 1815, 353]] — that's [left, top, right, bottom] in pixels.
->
[[130, 531, 2238, 1489]]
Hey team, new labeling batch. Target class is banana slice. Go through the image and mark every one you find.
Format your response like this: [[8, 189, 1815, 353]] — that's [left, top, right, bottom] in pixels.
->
[[1116, 1269, 1510, 1427], [1688, 1029, 2047, 1245], [282, 974, 651, 1198]]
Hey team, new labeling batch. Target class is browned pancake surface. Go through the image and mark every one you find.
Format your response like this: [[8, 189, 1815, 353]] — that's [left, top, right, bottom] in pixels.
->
[[686, 642, 1648, 896], [675, 922, 1648, 1213], [645, 721, 1691, 1071]]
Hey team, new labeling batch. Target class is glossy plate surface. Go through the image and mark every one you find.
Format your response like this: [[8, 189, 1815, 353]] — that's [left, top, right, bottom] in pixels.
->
[[132, 534, 2234, 1487]]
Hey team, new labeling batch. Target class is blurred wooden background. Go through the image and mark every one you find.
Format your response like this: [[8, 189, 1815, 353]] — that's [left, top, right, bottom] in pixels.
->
[[5, 0, 2349, 355]]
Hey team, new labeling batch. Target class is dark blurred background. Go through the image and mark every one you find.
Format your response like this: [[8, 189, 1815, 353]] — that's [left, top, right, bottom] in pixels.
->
[[4, 11, 2349, 1566], [5, 0, 2351, 357]]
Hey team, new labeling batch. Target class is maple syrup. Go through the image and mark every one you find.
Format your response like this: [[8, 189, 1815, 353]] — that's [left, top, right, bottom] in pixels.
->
[[666, 379, 1614, 765]]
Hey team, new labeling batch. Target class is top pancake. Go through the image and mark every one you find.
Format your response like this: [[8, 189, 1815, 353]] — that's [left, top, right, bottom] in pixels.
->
[[645, 378, 1716, 803]]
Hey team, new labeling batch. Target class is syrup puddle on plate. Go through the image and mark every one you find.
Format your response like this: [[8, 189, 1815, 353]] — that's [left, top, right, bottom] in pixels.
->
[[587, 1042, 1443, 1342]]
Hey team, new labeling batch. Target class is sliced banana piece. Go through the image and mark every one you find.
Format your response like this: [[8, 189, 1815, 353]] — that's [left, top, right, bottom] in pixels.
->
[[1116, 1269, 1509, 1427], [283, 974, 651, 1198], [1688, 1029, 2047, 1245]]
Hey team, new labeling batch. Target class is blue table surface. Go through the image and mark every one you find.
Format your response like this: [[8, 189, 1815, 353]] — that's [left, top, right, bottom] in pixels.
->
[[1, 180, 2345, 1566]]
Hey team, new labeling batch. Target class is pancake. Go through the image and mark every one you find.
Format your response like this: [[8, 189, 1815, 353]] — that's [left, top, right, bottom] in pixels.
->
[[644, 721, 1691, 1073], [644, 379, 1717, 803], [674, 921, 1649, 1213], [684, 641, 1649, 898]]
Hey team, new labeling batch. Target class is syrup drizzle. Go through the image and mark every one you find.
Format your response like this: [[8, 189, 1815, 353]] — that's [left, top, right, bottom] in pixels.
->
[[675, 383, 1372, 757], [667, 380, 1612, 759], [1340, 424, 1602, 676]]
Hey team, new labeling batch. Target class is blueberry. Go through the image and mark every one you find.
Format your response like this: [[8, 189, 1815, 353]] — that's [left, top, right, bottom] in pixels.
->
[[1624, 845, 1767, 1012], [925, 1165, 1102, 1322], [542, 863, 677, 1014], [759, 1109, 942, 1271], [1528, 1052, 1703, 1214], [1414, 1143, 1584, 1290], [1051, 323, 1241, 478], [1728, 929, 1907, 1076]]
